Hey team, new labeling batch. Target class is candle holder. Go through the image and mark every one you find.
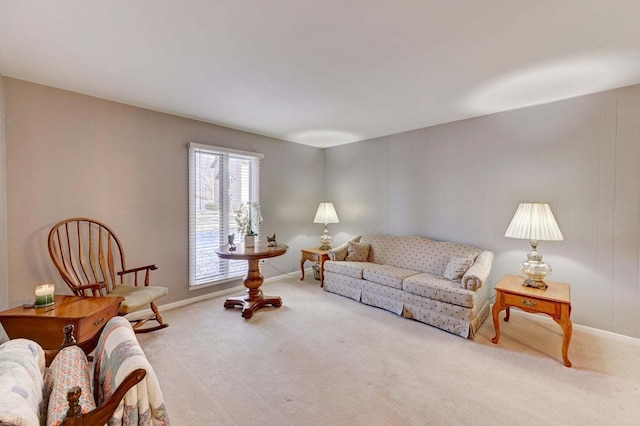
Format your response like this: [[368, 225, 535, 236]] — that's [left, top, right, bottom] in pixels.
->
[[35, 284, 55, 308]]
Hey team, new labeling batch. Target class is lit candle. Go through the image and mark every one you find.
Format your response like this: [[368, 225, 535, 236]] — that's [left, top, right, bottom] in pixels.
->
[[35, 284, 55, 307]]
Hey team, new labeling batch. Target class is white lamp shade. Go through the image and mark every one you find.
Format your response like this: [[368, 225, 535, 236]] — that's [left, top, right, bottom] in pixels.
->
[[505, 203, 564, 241], [313, 203, 340, 225]]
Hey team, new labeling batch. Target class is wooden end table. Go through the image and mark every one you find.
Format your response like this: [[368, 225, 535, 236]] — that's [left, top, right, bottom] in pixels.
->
[[300, 248, 329, 286], [0, 295, 123, 365], [491, 274, 573, 367], [216, 243, 288, 319]]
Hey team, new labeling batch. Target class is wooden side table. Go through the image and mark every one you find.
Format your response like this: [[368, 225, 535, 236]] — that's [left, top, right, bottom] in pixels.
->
[[0, 295, 123, 365], [491, 274, 573, 367], [300, 248, 329, 286]]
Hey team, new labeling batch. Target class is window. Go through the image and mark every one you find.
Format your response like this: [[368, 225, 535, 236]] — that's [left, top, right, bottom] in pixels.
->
[[188, 143, 262, 287]]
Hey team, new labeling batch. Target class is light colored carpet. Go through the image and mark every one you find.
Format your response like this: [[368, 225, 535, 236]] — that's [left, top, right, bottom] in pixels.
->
[[137, 274, 640, 425]]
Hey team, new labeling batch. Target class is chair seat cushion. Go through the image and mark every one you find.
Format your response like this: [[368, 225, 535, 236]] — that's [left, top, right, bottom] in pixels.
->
[[109, 285, 168, 314]]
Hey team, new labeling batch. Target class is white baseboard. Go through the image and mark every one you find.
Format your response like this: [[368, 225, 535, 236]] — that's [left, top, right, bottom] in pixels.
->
[[499, 306, 640, 345], [126, 269, 303, 321]]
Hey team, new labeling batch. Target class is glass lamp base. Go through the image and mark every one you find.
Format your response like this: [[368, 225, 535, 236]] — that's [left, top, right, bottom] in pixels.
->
[[319, 226, 332, 250], [522, 277, 548, 290], [520, 247, 552, 291]]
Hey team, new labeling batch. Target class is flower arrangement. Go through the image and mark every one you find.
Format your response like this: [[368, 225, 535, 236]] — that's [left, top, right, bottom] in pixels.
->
[[234, 202, 263, 236]]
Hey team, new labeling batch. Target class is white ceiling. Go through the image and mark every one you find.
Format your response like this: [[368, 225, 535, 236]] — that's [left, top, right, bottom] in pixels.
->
[[2, 1, 640, 148]]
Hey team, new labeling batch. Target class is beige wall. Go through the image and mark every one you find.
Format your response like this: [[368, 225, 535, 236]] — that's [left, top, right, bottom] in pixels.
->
[[7, 75, 640, 339], [3, 78, 323, 306], [0, 75, 7, 311], [325, 85, 640, 339]]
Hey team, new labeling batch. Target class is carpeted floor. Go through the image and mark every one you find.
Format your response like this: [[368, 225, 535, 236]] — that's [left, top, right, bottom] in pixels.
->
[[136, 274, 640, 425]]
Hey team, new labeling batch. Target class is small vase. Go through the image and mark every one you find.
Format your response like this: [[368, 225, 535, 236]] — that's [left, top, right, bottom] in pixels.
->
[[245, 235, 256, 247]]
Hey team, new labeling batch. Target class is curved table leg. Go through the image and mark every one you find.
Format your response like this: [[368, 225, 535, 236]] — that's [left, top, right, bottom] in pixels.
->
[[491, 300, 504, 344], [553, 304, 573, 367], [561, 319, 573, 367], [300, 257, 306, 281]]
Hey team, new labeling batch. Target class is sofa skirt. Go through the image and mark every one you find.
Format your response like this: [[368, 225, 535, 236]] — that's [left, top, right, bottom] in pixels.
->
[[323, 272, 363, 301], [323, 272, 490, 338], [360, 281, 404, 315]]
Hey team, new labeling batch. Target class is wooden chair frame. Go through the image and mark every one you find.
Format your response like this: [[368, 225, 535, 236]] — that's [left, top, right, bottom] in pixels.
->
[[48, 217, 168, 333], [58, 324, 147, 426]]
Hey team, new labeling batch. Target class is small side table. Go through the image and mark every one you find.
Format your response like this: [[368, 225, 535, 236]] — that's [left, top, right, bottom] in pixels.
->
[[491, 274, 573, 367], [0, 295, 123, 365], [300, 248, 330, 286]]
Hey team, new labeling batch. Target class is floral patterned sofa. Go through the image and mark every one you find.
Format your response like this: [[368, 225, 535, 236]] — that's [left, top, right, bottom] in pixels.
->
[[323, 235, 494, 338]]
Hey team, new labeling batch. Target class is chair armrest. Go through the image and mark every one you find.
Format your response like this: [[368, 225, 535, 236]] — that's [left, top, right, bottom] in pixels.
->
[[118, 264, 158, 275], [62, 369, 146, 426], [462, 251, 494, 291], [74, 282, 106, 296], [117, 264, 158, 286]]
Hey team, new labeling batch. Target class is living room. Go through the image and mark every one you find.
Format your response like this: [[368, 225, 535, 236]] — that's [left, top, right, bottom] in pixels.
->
[[2, 2, 640, 425]]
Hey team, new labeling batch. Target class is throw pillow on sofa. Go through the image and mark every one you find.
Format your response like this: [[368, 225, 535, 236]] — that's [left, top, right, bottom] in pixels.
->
[[444, 257, 474, 281], [345, 241, 370, 262]]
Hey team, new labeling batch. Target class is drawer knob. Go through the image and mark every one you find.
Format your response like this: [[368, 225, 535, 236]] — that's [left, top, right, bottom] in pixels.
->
[[521, 299, 537, 308], [93, 317, 105, 327]]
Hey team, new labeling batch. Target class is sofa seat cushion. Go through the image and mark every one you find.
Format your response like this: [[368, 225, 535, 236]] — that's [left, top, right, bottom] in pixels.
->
[[403, 273, 476, 308], [362, 264, 420, 289], [324, 261, 374, 279]]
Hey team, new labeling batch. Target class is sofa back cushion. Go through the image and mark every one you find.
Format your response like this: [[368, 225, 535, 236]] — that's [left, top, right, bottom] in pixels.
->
[[360, 235, 482, 276]]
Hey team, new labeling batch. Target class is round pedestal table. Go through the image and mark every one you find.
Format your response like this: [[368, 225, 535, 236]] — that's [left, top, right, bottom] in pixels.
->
[[215, 243, 288, 319]]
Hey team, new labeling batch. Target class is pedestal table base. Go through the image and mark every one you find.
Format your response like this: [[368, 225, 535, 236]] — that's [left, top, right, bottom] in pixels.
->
[[224, 290, 282, 319]]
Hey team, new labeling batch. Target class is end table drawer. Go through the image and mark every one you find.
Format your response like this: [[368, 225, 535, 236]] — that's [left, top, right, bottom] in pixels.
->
[[502, 293, 558, 315], [77, 305, 120, 342]]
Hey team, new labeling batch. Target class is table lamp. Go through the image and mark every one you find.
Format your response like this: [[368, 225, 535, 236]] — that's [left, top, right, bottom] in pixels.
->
[[314, 202, 339, 250], [504, 202, 564, 290]]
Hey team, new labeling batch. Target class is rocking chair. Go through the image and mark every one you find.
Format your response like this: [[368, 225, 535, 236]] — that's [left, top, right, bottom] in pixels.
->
[[48, 218, 169, 333]]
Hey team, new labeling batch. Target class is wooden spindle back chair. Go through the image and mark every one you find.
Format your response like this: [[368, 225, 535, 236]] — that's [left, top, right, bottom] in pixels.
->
[[48, 218, 169, 333]]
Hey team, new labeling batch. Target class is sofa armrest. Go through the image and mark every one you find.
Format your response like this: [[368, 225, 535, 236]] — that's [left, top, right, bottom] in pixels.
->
[[462, 250, 494, 291], [328, 242, 348, 261], [327, 236, 361, 261], [0, 339, 45, 426]]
